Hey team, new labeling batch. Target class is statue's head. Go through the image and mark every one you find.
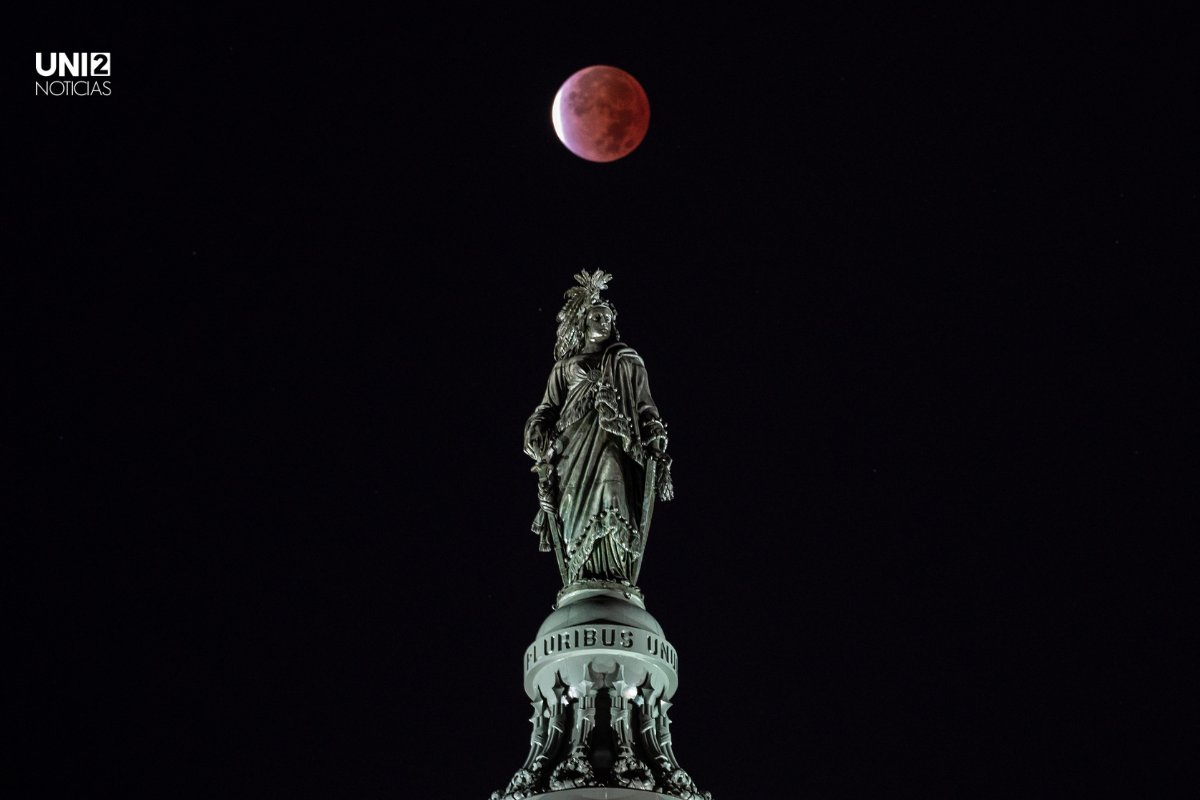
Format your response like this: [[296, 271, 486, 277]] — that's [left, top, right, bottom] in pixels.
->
[[553, 270, 621, 360], [584, 303, 615, 345]]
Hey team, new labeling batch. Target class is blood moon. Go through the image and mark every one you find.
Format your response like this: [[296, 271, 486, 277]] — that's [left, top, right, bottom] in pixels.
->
[[552, 66, 650, 162]]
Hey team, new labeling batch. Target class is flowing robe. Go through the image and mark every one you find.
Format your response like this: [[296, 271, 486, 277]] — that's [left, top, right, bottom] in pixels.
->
[[525, 342, 665, 585]]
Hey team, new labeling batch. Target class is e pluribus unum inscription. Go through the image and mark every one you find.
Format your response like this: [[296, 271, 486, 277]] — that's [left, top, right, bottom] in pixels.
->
[[524, 625, 677, 672]]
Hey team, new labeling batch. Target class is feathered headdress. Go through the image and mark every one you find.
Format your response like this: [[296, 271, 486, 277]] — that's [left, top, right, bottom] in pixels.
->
[[553, 270, 616, 360]]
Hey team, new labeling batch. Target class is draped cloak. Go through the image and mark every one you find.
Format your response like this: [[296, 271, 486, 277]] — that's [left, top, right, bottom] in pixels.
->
[[524, 342, 666, 585]]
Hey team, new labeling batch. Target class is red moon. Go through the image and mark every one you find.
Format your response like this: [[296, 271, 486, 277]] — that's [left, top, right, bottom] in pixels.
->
[[552, 66, 650, 163]]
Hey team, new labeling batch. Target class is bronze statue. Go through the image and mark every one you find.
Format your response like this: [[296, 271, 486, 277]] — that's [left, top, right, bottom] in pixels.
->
[[524, 271, 673, 594], [490, 271, 711, 800]]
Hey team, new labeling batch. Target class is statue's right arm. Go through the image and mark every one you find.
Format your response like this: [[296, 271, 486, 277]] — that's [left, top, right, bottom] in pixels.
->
[[523, 363, 566, 460]]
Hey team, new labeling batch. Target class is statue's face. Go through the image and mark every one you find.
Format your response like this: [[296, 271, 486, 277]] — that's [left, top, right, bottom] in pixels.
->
[[584, 305, 613, 343]]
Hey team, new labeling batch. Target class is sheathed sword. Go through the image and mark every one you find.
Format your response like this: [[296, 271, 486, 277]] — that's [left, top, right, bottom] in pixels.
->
[[631, 456, 658, 586], [533, 453, 569, 585]]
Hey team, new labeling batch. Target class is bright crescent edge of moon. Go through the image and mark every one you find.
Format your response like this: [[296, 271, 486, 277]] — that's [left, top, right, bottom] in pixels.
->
[[551, 88, 565, 146]]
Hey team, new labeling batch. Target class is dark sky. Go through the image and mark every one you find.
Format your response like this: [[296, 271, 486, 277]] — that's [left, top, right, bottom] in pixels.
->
[[14, 6, 1195, 798]]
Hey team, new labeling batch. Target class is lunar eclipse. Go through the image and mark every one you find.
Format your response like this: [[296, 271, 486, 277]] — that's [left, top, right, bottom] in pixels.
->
[[552, 65, 650, 162]]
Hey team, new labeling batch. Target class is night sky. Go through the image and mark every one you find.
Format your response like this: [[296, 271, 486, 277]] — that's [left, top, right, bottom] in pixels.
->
[[14, 6, 1195, 798]]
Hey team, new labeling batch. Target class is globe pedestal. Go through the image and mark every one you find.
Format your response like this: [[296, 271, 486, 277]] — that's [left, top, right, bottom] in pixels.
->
[[491, 591, 710, 800]]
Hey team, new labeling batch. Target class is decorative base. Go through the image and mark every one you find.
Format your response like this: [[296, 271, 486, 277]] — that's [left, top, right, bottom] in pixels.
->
[[491, 596, 710, 800], [524, 790, 678, 799]]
